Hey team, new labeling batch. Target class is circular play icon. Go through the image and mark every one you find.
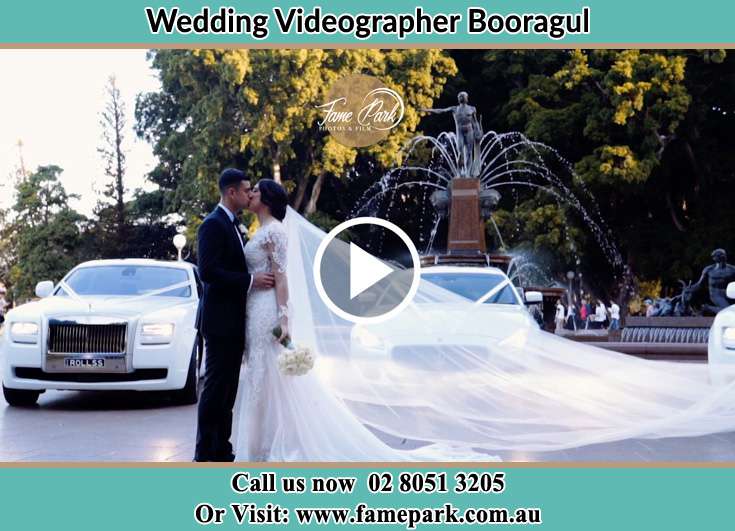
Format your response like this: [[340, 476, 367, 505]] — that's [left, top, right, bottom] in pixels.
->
[[313, 217, 421, 324]]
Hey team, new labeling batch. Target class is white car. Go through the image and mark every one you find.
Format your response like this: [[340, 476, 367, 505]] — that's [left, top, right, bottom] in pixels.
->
[[708, 281, 735, 385], [350, 266, 542, 370], [1, 259, 202, 407]]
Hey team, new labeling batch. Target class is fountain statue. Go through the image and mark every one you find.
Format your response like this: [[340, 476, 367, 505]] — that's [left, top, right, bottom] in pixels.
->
[[350, 88, 622, 327], [621, 249, 735, 350], [420, 91, 504, 257], [646, 249, 735, 318], [418, 90, 568, 325], [691, 248, 735, 315], [421, 91, 483, 178], [350, 89, 719, 349], [351, 88, 622, 272]]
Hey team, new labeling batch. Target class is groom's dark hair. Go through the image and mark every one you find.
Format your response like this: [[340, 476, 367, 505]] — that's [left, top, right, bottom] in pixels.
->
[[218, 168, 247, 193]]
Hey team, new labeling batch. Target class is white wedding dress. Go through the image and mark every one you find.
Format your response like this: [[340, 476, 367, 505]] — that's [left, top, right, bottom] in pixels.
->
[[235, 208, 735, 461], [236, 219, 476, 461]]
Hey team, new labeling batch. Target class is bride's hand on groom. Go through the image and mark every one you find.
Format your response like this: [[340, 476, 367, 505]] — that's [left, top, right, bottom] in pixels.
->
[[252, 272, 276, 290]]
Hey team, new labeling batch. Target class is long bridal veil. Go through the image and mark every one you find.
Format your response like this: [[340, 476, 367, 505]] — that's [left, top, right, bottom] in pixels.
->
[[282, 207, 735, 454]]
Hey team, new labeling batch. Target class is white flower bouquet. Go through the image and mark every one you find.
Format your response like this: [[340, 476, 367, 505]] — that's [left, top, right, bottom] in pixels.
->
[[272, 326, 315, 376]]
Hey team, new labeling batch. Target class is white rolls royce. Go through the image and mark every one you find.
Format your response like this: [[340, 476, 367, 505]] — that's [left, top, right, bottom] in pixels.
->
[[1, 258, 203, 407], [708, 281, 735, 385]]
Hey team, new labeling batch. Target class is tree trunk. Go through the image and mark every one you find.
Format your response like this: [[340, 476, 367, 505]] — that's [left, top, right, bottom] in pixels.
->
[[292, 175, 309, 213], [683, 139, 704, 195], [272, 161, 282, 184], [665, 190, 686, 232], [292, 149, 314, 212], [304, 173, 326, 215]]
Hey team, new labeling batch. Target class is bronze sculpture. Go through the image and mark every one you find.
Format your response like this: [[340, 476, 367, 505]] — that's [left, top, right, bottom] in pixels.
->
[[691, 248, 735, 314], [421, 91, 483, 177]]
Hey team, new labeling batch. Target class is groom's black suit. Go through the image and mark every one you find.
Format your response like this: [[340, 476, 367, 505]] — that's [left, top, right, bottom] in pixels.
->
[[194, 205, 252, 462]]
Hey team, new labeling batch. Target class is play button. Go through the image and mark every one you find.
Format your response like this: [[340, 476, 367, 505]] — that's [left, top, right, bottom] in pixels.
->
[[350, 242, 394, 299], [313, 217, 421, 324]]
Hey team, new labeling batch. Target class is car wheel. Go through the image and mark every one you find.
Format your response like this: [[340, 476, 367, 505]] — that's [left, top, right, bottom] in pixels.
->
[[172, 338, 201, 405], [3, 385, 41, 407]]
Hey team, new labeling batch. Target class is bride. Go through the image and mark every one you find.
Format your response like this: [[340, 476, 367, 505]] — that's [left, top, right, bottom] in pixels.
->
[[236, 179, 450, 461], [237, 179, 735, 461]]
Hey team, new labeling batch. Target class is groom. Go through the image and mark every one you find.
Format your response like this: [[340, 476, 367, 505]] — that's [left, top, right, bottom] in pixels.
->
[[194, 168, 275, 462]]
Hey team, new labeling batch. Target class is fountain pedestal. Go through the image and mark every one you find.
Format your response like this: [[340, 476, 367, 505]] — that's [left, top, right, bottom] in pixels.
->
[[447, 178, 486, 255]]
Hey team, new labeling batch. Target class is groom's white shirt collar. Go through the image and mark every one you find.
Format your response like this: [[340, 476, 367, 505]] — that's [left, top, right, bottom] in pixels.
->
[[217, 202, 236, 223]]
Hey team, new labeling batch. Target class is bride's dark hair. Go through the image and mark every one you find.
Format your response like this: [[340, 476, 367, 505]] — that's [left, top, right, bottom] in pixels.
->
[[258, 178, 289, 221]]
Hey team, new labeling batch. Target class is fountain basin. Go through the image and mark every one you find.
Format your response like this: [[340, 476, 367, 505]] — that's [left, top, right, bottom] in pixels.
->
[[620, 316, 713, 344], [569, 316, 713, 362]]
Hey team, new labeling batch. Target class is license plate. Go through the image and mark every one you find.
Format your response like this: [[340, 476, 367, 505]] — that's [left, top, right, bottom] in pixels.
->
[[64, 358, 105, 368]]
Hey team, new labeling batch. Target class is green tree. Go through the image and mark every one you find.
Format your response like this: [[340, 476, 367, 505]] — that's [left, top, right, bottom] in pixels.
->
[[0, 140, 28, 302], [5, 165, 85, 301], [94, 75, 131, 258], [125, 189, 180, 260], [476, 49, 733, 290], [0, 205, 12, 297], [491, 200, 586, 268], [135, 49, 457, 230]]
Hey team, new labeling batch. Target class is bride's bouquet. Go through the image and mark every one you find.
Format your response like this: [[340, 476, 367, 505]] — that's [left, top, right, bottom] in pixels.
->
[[272, 326, 315, 376]]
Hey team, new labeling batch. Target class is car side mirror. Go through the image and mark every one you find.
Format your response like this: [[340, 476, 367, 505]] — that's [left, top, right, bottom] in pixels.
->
[[524, 291, 543, 304], [35, 281, 54, 298], [727, 282, 735, 300]]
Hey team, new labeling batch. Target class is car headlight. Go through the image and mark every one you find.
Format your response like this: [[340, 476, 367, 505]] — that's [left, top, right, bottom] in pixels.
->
[[723, 327, 735, 349], [353, 325, 386, 350], [10, 322, 39, 344], [140, 323, 175, 345]]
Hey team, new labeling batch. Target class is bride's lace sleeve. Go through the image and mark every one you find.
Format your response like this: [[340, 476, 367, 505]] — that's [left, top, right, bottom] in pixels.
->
[[263, 224, 290, 324]]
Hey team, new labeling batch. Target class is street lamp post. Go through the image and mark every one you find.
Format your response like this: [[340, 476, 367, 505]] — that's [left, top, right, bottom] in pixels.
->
[[173, 234, 187, 262], [566, 270, 575, 306]]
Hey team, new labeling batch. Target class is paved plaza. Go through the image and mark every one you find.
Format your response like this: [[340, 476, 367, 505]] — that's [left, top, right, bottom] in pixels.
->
[[1, 362, 735, 462]]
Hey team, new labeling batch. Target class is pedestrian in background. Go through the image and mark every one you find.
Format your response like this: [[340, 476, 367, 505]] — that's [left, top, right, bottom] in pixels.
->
[[595, 300, 607, 329], [608, 300, 621, 330], [555, 300, 566, 333]]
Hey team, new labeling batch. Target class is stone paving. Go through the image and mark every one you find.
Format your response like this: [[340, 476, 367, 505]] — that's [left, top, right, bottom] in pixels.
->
[[2, 384, 735, 462]]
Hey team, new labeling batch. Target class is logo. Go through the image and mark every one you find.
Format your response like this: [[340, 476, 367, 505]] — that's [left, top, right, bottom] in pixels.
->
[[316, 74, 405, 148]]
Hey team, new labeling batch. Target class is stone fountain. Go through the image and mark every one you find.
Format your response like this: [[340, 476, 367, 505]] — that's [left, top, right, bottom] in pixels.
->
[[402, 92, 566, 328], [608, 249, 735, 359], [351, 90, 730, 354], [350, 89, 622, 330], [352, 90, 621, 274], [420, 91, 501, 263], [416, 91, 566, 326]]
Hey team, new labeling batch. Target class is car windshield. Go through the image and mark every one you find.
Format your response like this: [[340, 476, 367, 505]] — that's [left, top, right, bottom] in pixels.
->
[[420, 272, 519, 305], [58, 265, 191, 297]]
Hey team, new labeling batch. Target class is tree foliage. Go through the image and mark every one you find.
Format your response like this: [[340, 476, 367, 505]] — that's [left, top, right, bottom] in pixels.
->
[[135, 49, 457, 228], [2, 49, 733, 304], [467, 49, 734, 293], [3, 166, 85, 301], [94, 75, 132, 258]]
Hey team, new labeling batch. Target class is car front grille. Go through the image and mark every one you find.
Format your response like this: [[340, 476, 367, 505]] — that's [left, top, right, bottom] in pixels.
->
[[15, 367, 166, 382], [48, 322, 127, 354], [391, 345, 489, 371]]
